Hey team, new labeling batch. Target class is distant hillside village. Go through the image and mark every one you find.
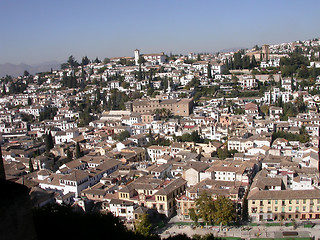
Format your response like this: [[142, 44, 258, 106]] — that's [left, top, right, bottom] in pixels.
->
[[2, 37, 320, 227]]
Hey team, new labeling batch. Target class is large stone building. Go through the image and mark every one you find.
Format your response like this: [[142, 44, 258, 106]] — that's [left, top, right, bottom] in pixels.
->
[[248, 188, 320, 222], [132, 98, 193, 117], [246, 44, 270, 61], [117, 176, 187, 218], [134, 49, 166, 65]]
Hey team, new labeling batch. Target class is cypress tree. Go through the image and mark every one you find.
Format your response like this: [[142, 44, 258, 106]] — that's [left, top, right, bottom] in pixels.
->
[[251, 55, 257, 68], [29, 158, 34, 173], [48, 132, 54, 149], [66, 149, 73, 162], [207, 63, 212, 78], [75, 142, 83, 159], [45, 132, 54, 152], [45, 134, 51, 153]]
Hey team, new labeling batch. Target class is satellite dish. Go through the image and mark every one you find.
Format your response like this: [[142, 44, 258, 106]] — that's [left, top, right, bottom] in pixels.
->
[[42, 163, 46, 169]]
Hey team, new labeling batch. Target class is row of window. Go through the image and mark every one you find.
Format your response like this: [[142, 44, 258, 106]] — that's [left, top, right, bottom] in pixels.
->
[[120, 193, 129, 198], [252, 199, 320, 205], [253, 205, 320, 213]]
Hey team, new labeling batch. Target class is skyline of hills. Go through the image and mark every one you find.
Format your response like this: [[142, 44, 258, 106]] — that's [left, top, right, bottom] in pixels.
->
[[0, 61, 61, 78]]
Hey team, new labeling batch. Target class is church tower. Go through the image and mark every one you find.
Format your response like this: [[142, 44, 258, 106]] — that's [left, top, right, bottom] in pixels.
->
[[262, 44, 270, 62], [167, 79, 172, 93], [134, 49, 140, 65]]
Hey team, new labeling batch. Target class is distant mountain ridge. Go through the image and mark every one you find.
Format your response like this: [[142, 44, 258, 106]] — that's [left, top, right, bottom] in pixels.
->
[[218, 47, 245, 53], [0, 61, 61, 78]]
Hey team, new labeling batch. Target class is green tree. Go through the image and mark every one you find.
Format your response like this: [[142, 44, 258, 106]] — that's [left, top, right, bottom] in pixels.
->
[[2, 85, 6, 95], [260, 104, 269, 117], [45, 132, 54, 152], [94, 57, 101, 63], [280, 52, 309, 77], [242, 55, 250, 69], [233, 52, 242, 69], [190, 192, 236, 226], [117, 130, 130, 141], [81, 56, 90, 66], [217, 148, 230, 159], [75, 142, 83, 159], [250, 55, 257, 69], [194, 192, 216, 225], [39, 107, 58, 121], [154, 108, 172, 120], [207, 63, 212, 78], [67, 55, 79, 68], [60, 63, 69, 70], [29, 158, 34, 172], [138, 56, 146, 65], [66, 149, 73, 162], [134, 213, 152, 237], [213, 195, 236, 225], [281, 102, 298, 120], [299, 126, 310, 143], [189, 208, 199, 224], [295, 95, 307, 113]]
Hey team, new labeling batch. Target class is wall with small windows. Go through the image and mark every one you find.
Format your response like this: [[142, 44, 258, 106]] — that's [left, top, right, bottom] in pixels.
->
[[248, 193, 320, 222]]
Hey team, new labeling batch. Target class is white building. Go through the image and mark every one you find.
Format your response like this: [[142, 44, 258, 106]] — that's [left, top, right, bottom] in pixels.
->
[[54, 129, 80, 145], [147, 146, 170, 162], [239, 75, 257, 90], [109, 199, 136, 222]]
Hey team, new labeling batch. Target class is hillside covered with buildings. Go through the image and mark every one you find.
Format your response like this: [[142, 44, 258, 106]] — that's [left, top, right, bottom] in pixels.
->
[[2, 37, 320, 231]]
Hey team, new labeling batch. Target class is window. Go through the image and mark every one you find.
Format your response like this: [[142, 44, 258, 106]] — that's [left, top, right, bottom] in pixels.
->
[[296, 206, 299, 212], [303, 199, 306, 204], [275, 200, 278, 204]]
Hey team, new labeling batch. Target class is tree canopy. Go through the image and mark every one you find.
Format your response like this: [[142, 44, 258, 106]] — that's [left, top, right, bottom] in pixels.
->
[[189, 192, 236, 226], [134, 213, 153, 237]]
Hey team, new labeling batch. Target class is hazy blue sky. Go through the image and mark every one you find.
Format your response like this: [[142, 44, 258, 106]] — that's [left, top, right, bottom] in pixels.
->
[[1, 0, 319, 64]]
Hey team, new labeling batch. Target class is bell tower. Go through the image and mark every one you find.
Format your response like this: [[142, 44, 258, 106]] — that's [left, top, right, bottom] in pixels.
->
[[134, 49, 140, 65]]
